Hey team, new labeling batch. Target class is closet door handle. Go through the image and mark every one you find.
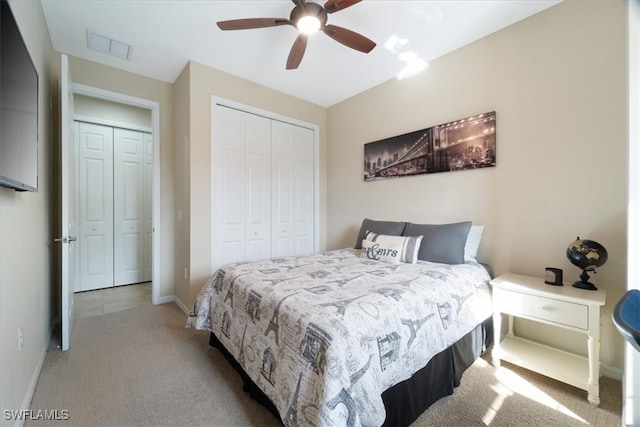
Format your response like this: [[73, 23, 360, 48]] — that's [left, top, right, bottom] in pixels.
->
[[54, 236, 77, 243]]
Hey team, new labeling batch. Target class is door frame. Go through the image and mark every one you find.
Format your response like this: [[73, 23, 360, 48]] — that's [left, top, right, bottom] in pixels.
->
[[73, 83, 161, 305]]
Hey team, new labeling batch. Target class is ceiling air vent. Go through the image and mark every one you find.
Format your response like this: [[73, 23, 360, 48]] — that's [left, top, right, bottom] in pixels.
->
[[86, 30, 132, 60]]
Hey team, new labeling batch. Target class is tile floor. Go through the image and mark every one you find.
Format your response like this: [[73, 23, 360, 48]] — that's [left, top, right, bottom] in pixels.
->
[[74, 282, 151, 319]]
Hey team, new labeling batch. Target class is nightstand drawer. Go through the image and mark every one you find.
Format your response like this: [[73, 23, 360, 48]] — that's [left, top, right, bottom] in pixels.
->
[[497, 289, 588, 329]]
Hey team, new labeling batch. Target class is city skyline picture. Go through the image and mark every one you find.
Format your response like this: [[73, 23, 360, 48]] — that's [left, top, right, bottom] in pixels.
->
[[364, 111, 496, 181]]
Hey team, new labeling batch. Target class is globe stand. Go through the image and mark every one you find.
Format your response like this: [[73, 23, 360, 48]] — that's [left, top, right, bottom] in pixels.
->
[[572, 269, 598, 291]]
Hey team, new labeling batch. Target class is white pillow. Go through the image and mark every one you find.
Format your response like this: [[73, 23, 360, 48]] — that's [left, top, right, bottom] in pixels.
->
[[464, 225, 484, 262], [364, 231, 423, 264], [360, 239, 404, 264]]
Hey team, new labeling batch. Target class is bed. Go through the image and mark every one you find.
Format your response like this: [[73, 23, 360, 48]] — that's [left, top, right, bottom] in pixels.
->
[[187, 220, 493, 426]]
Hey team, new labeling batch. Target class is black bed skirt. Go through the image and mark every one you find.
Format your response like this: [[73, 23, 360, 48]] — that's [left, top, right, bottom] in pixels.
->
[[209, 317, 493, 426]]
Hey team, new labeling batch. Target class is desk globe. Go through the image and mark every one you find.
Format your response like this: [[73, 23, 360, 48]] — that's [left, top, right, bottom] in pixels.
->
[[566, 237, 608, 290]]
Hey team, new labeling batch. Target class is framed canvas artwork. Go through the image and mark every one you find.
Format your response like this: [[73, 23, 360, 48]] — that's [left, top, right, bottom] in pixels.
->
[[364, 111, 496, 181]]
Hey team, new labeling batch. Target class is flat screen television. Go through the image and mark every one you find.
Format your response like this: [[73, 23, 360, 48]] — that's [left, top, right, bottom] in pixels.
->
[[0, 0, 39, 192]]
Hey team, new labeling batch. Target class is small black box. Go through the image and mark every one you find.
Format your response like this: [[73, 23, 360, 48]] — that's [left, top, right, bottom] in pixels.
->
[[545, 267, 563, 286]]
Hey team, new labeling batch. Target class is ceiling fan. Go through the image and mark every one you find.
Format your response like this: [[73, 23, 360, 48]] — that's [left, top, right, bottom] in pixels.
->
[[216, 0, 376, 70]]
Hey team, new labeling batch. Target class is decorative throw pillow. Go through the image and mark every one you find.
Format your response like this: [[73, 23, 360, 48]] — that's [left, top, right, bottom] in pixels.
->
[[402, 221, 472, 265], [464, 225, 484, 262], [360, 239, 404, 264], [354, 218, 406, 249], [364, 231, 423, 264]]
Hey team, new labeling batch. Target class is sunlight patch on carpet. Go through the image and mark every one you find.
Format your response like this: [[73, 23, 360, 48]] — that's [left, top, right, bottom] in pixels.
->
[[474, 357, 589, 425], [482, 381, 513, 425]]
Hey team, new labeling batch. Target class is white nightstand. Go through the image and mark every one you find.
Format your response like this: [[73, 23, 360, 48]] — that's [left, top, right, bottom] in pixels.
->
[[490, 272, 606, 406]]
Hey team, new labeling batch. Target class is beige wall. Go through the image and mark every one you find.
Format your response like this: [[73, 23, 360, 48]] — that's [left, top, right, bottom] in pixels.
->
[[74, 94, 152, 129], [173, 64, 191, 306], [0, 0, 58, 421], [68, 57, 175, 300], [177, 61, 328, 306], [327, 0, 627, 372]]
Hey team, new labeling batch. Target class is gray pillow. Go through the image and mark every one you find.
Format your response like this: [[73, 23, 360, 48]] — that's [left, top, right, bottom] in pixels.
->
[[354, 218, 406, 249], [402, 221, 472, 264]]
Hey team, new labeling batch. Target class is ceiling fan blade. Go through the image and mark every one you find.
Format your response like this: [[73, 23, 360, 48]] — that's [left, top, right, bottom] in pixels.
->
[[292, 0, 306, 7], [323, 24, 376, 53], [286, 34, 308, 70], [323, 0, 362, 14], [217, 18, 289, 31]]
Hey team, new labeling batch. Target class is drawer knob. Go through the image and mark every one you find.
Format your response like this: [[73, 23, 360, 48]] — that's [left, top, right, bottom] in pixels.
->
[[536, 305, 552, 311]]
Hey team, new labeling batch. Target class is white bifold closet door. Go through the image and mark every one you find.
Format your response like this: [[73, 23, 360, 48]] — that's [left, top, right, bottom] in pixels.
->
[[212, 105, 314, 272], [271, 120, 314, 257], [143, 133, 153, 282], [77, 122, 151, 291], [78, 123, 114, 291], [212, 106, 272, 269], [113, 128, 145, 286]]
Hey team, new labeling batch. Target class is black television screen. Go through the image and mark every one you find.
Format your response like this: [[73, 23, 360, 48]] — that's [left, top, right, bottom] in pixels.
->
[[0, 0, 38, 192]]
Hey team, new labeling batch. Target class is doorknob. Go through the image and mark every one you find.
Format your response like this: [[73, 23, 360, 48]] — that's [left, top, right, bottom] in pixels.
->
[[54, 236, 77, 243]]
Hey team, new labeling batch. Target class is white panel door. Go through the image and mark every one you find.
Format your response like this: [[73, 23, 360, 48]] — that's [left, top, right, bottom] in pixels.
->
[[72, 123, 81, 293], [271, 121, 314, 257], [143, 133, 153, 282], [114, 128, 144, 286], [292, 125, 315, 256], [212, 105, 247, 271], [78, 122, 114, 291], [59, 54, 78, 350], [271, 121, 295, 257], [244, 113, 271, 262], [212, 105, 272, 271]]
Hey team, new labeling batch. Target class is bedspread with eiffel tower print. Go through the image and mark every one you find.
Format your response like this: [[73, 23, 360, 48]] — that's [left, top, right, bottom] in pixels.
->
[[187, 249, 492, 427]]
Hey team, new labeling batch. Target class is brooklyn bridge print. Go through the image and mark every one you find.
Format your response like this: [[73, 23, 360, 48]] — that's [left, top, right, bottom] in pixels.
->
[[364, 111, 496, 181]]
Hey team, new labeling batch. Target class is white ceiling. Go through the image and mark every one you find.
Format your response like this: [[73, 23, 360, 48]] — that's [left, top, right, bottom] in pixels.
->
[[40, 0, 561, 107]]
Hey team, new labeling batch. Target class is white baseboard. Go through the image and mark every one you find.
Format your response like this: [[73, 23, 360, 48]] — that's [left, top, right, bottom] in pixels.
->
[[173, 296, 190, 315], [13, 333, 49, 427], [155, 294, 175, 305], [601, 363, 623, 381], [153, 294, 190, 315]]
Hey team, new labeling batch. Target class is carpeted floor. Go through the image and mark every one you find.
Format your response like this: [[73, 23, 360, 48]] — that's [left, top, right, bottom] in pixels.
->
[[27, 303, 621, 427]]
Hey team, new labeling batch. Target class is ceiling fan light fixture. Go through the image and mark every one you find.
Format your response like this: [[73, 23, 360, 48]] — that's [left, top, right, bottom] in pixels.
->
[[216, 0, 375, 70], [297, 15, 321, 34]]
